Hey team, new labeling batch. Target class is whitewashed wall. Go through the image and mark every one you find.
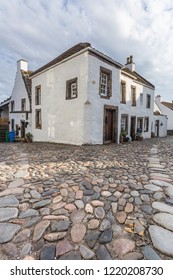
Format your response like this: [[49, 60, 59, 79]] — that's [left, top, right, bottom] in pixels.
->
[[152, 115, 167, 137], [9, 60, 32, 136], [155, 96, 173, 131], [85, 55, 120, 144], [119, 72, 154, 139], [32, 52, 88, 145]]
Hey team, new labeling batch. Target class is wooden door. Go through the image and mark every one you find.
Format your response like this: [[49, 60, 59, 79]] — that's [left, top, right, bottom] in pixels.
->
[[155, 120, 159, 137], [104, 106, 118, 143], [21, 121, 25, 138], [130, 116, 136, 141], [105, 109, 113, 142]]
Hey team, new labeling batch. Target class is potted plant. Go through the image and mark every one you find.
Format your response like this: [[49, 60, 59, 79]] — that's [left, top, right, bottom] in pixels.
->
[[151, 132, 156, 138], [25, 132, 33, 143], [120, 129, 127, 143], [135, 128, 143, 141]]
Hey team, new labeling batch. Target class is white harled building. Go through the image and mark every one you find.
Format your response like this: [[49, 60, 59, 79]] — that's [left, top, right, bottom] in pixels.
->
[[9, 60, 32, 138], [30, 42, 156, 145]]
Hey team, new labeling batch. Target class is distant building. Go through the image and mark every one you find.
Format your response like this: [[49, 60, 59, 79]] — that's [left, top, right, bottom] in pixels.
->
[[120, 55, 155, 141], [0, 97, 11, 142], [155, 95, 173, 135], [0, 97, 11, 121], [9, 60, 32, 138], [153, 103, 167, 138]]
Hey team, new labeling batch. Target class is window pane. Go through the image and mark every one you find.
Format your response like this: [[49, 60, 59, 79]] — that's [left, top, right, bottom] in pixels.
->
[[35, 86, 41, 105], [66, 78, 78, 99], [121, 115, 128, 132], [35, 109, 42, 129], [140, 93, 143, 105], [99, 68, 112, 98], [121, 82, 126, 103]]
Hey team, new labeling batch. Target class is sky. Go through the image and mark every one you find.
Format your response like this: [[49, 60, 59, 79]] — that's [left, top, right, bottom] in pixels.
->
[[0, 0, 173, 103]]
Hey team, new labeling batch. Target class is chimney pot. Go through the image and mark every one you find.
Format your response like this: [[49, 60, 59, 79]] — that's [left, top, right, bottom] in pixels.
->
[[130, 55, 133, 63], [125, 55, 135, 71], [127, 57, 130, 64]]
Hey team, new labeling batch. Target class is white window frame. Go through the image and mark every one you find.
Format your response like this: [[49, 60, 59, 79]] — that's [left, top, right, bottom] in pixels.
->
[[70, 82, 77, 98], [137, 117, 143, 132], [100, 73, 108, 97], [121, 114, 128, 132]]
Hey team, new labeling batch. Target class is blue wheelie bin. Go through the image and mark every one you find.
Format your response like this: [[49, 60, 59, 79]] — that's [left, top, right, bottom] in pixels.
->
[[9, 131, 15, 142]]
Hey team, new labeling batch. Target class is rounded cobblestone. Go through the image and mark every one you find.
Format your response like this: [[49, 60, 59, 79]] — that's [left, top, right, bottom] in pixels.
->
[[1, 138, 173, 259]]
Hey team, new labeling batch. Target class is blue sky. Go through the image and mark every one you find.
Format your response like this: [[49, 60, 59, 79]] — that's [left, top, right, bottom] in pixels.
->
[[0, 0, 173, 102]]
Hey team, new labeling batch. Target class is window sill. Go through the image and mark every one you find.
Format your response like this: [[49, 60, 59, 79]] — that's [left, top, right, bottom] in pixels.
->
[[100, 95, 111, 99], [66, 96, 77, 100]]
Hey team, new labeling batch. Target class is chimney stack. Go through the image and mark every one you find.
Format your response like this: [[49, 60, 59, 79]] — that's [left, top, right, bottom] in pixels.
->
[[155, 95, 162, 103], [17, 59, 28, 72], [125, 55, 135, 72]]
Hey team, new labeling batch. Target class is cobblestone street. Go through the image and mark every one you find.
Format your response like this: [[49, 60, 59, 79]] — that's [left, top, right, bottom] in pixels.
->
[[0, 137, 173, 260]]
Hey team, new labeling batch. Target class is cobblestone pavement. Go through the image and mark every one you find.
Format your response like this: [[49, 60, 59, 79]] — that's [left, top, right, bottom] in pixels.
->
[[1, 137, 173, 260]]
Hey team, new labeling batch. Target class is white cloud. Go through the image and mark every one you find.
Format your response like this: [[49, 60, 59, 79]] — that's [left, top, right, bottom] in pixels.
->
[[0, 0, 173, 102]]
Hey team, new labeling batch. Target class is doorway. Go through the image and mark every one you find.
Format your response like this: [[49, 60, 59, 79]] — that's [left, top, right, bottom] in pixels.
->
[[130, 116, 136, 141], [155, 120, 159, 137], [103, 106, 118, 144], [21, 121, 25, 138]]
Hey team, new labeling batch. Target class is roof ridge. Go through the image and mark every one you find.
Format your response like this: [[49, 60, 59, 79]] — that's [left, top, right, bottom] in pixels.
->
[[30, 42, 91, 77]]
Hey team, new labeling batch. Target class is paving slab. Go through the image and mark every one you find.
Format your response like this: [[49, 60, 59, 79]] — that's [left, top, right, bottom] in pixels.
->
[[153, 213, 173, 231], [150, 180, 173, 188], [149, 225, 173, 257], [152, 202, 173, 215], [0, 208, 18, 222], [0, 195, 19, 207], [165, 186, 173, 199], [0, 223, 21, 243]]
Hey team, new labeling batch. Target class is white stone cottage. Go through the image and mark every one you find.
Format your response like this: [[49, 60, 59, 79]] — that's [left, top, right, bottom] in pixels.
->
[[9, 60, 32, 138], [30, 42, 156, 145], [120, 56, 155, 140], [152, 99, 167, 138], [155, 95, 173, 135]]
